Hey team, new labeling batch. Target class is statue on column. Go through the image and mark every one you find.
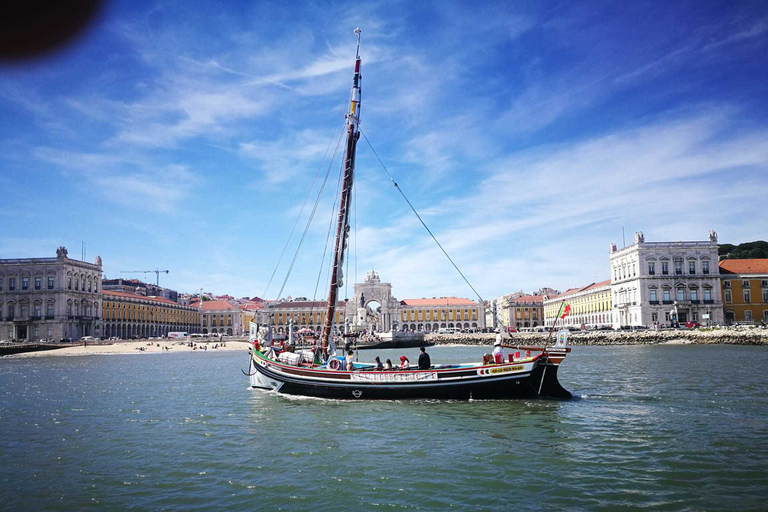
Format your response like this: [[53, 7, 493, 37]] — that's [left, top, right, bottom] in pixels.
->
[[359, 293, 365, 308]]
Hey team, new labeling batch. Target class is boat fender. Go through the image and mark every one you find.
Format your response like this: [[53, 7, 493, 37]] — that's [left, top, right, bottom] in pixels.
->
[[328, 358, 341, 370]]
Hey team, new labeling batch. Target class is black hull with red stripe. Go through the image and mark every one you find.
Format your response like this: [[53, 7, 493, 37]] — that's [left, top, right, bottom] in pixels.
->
[[249, 349, 572, 400]]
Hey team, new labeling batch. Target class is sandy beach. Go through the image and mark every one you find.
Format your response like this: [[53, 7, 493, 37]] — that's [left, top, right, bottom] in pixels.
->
[[9, 339, 253, 358]]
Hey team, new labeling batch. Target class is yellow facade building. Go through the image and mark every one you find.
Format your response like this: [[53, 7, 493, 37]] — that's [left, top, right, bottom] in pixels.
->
[[500, 295, 544, 330], [102, 290, 200, 339], [397, 297, 483, 332], [719, 259, 768, 325], [543, 280, 612, 329]]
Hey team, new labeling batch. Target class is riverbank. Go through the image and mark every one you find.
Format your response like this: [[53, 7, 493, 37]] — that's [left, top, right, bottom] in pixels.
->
[[6, 339, 252, 358], [426, 328, 768, 346]]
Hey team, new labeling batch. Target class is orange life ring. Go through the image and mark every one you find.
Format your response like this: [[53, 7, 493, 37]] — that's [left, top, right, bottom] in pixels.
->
[[328, 358, 341, 370]]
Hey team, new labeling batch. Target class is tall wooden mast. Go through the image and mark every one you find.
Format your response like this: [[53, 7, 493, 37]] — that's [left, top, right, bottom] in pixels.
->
[[322, 28, 362, 349]]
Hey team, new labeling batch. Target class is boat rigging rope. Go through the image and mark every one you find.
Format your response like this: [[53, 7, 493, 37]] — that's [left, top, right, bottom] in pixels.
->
[[310, 157, 346, 322], [360, 129, 486, 306], [262, 121, 345, 300], [275, 126, 346, 302]]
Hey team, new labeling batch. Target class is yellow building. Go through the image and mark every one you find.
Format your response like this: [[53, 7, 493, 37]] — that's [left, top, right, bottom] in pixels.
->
[[501, 295, 544, 330], [259, 300, 347, 334], [102, 290, 200, 339], [398, 297, 483, 332], [198, 300, 243, 335], [543, 280, 612, 329], [719, 259, 768, 325]]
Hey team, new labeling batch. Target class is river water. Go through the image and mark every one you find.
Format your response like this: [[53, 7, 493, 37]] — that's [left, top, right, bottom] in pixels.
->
[[1, 345, 767, 511]]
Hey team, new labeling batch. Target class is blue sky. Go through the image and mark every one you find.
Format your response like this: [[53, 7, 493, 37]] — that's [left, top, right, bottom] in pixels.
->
[[1, 0, 767, 302]]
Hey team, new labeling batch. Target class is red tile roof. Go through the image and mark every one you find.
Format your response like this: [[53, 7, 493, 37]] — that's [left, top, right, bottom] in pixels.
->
[[512, 295, 543, 304], [400, 297, 477, 306], [272, 300, 346, 309], [103, 290, 183, 307], [552, 280, 611, 299], [719, 259, 768, 275], [201, 300, 236, 311]]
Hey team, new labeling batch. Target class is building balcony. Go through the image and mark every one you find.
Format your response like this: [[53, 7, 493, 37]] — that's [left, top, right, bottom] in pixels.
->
[[649, 301, 659, 305], [704, 300, 713, 304], [5, 316, 14, 321], [45, 315, 54, 320], [662, 300, 673, 305], [690, 300, 700, 304], [30, 315, 42, 320]]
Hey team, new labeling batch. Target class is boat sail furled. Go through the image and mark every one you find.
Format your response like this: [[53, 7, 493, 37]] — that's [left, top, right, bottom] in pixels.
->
[[248, 30, 573, 400], [321, 28, 362, 351]]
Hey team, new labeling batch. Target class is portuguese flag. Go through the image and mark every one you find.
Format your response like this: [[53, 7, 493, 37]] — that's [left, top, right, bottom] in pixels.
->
[[557, 301, 571, 319]]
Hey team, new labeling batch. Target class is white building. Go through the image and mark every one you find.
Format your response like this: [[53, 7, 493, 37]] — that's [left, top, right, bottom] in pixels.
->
[[0, 246, 103, 341], [609, 231, 724, 328]]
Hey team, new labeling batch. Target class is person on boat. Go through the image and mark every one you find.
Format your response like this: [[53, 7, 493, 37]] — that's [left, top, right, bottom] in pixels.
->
[[493, 334, 505, 364], [346, 350, 355, 371], [399, 355, 410, 370], [374, 356, 384, 370], [384, 358, 393, 370], [418, 346, 431, 369]]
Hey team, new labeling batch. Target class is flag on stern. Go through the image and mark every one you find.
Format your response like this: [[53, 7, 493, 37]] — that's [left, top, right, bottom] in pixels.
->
[[556, 301, 571, 319]]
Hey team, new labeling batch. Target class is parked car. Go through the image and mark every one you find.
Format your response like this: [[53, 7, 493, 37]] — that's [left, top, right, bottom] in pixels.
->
[[684, 321, 701, 329]]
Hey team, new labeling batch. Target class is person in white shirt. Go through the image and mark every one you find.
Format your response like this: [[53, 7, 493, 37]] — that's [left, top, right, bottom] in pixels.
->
[[493, 334, 505, 364], [399, 355, 410, 370]]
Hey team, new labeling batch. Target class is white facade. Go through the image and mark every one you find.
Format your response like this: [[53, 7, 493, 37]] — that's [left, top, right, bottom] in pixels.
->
[[0, 246, 103, 341], [609, 231, 724, 328]]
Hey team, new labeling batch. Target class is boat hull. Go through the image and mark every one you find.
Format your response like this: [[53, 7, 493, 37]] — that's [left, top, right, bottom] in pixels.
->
[[250, 351, 571, 400]]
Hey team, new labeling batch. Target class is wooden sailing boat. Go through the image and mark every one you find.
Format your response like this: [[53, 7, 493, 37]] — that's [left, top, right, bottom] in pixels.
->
[[248, 29, 572, 400]]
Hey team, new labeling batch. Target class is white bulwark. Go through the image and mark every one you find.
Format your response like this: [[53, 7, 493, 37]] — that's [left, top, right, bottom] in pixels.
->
[[609, 231, 724, 328]]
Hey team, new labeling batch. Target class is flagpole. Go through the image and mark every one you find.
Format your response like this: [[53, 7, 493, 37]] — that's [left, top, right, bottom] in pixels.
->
[[538, 300, 567, 395]]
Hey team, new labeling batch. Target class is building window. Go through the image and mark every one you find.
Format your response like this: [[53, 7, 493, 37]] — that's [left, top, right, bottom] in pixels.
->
[[662, 262, 669, 275], [691, 289, 698, 301], [34, 305, 41, 317], [9, 278, 16, 290], [677, 289, 685, 301], [688, 262, 695, 274], [763, 290, 768, 303], [724, 280, 731, 288], [743, 280, 750, 288], [762, 280, 768, 288], [21, 305, 28, 317], [744, 290, 751, 303], [674, 260, 683, 275], [34, 277, 41, 290], [704, 289, 712, 301], [692, 311, 699, 321], [745, 310, 753, 322], [648, 262, 655, 275], [47, 304, 54, 317], [652, 312, 658, 322], [48, 277, 54, 289], [663, 290, 671, 302], [725, 290, 731, 302], [22, 277, 29, 290], [703, 261, 710, 274], [650, 290, 657, 302], [68, 278, 72, 290]]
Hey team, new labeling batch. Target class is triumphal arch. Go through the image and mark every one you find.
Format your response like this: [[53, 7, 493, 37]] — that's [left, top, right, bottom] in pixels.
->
[[345, 269, 401, 332]]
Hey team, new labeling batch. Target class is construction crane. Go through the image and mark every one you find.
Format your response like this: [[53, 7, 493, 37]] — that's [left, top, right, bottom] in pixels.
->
[[120, 269, 170, 286]]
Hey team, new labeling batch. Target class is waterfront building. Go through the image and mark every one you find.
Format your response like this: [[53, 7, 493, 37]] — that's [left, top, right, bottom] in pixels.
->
[[0, 247, 102, 341], [719, 259, 768, 325], [255, 299, 347, 334], [609, 231, 723, 328], [199, 300, 243, 336], [102, 290, 200, 338], [398, 296, 484, 332], [543, 280, 612, 329], [501, 294, 544, 330]]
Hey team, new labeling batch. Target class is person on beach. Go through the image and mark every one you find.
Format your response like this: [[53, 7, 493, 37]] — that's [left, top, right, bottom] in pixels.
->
[[374, 356, 384, 370], [399, 355, 410, 370], [384, 359, 393, 370], [418, 346, 431, 369]]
